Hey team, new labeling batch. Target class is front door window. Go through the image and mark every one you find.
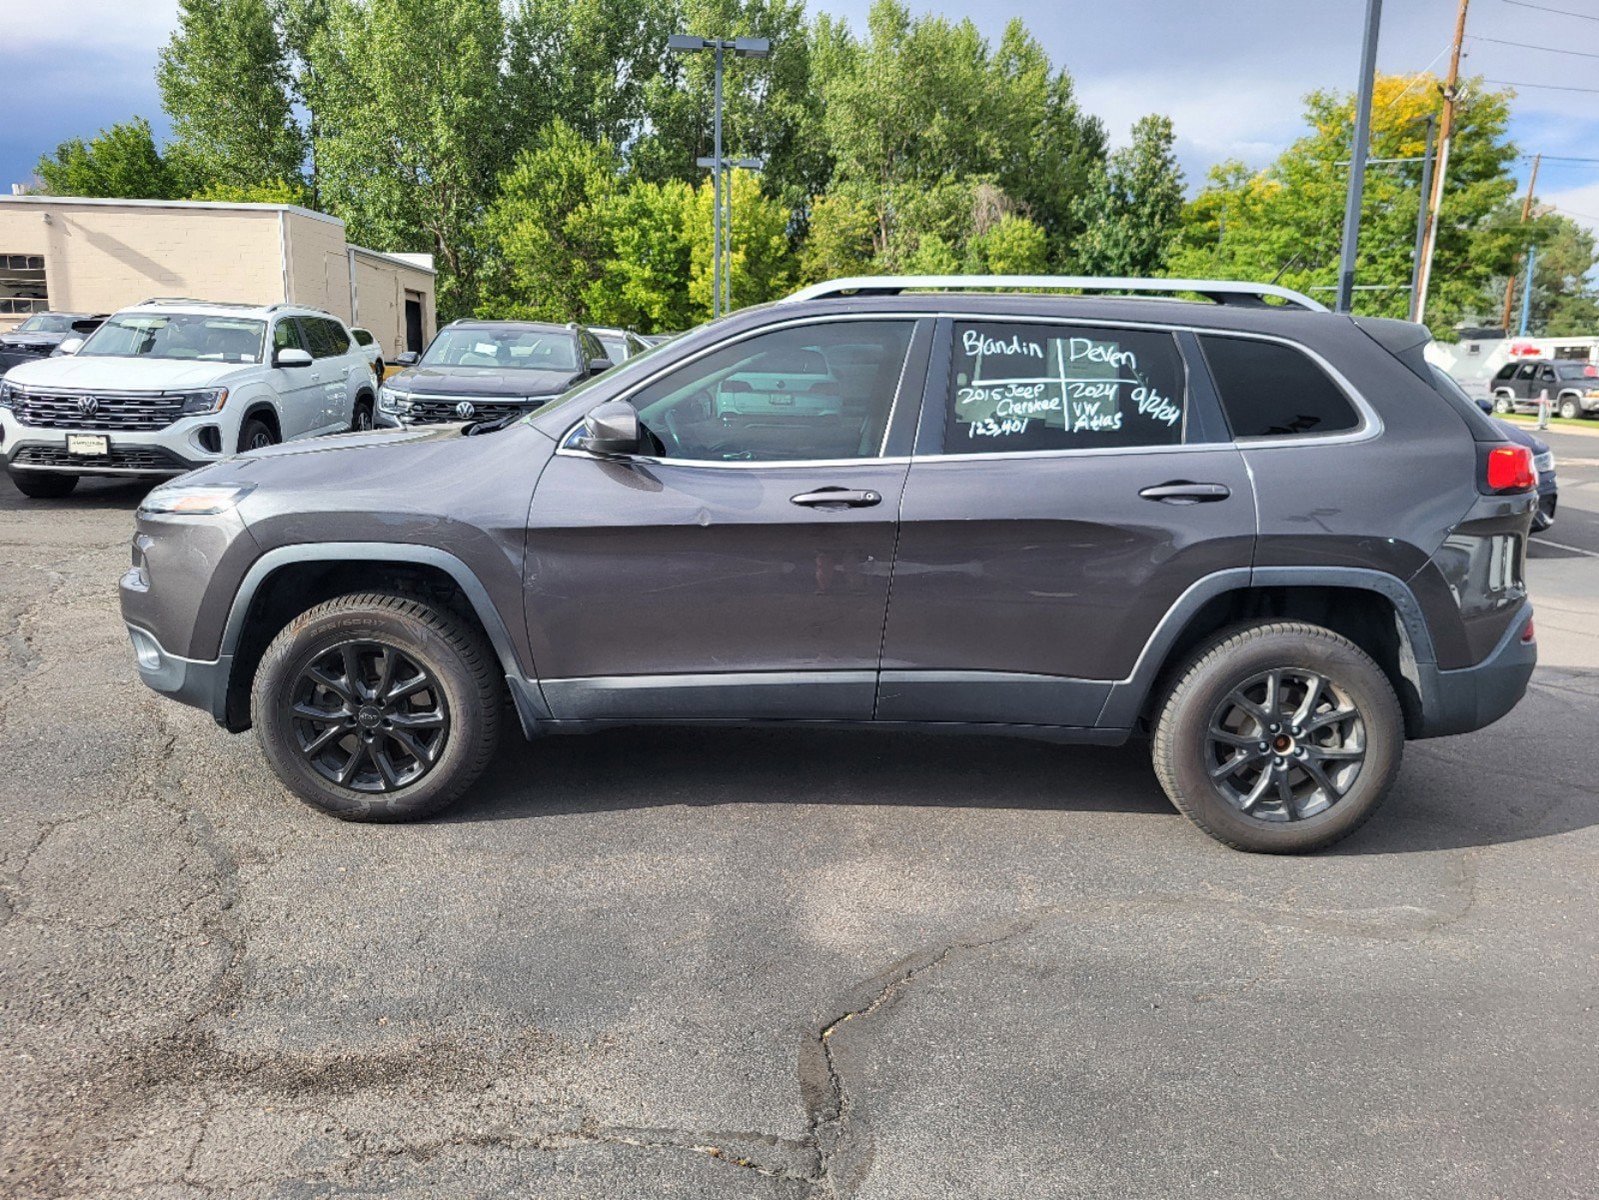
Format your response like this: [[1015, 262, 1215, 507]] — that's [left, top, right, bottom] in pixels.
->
[[619, 321, 915, 463]]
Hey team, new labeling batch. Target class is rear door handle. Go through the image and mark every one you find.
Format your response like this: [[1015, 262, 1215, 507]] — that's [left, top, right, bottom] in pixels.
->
[[791, 488, 883, 509], [1138, 481, 1232, 505]]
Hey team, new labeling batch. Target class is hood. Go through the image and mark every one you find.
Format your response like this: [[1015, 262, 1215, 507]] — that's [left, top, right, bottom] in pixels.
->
[[2, 354, 256, 391], [385, 364, 580, 399], [0, 331, 66, 350]]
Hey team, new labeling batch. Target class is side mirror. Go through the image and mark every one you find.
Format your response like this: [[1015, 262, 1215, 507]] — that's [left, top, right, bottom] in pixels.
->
[[274, 347, 313, 368], [576, 399, 640, 457], [395, 351, 420, 367], [54, 337, 84, 356], [588, 357, 614, 375]]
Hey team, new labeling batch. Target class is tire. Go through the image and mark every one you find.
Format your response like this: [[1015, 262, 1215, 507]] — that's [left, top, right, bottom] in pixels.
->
[[238, 416, 278, 453], [1492, 393, 1514, 415], [1151, 621, 1403, 854], [352, 397, 374, 432], [251, 593, 502, 821], [373, 359, 385, 382], [9, 469, 79, 499], [1558, 396, 1580, 421]]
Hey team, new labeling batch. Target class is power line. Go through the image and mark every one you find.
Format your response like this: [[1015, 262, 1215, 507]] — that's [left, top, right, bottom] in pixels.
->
[[1481, 78, 1599, 92], [1468, 32, 1599, 56], [1500, 0, 1599, 20]]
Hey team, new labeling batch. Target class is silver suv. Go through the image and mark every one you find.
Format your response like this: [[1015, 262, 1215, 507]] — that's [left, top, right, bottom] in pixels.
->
[[0, 299, 376, 498]]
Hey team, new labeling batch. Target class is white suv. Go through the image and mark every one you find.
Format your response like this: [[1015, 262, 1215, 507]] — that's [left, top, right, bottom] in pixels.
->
[[0, 299, 376, 499]]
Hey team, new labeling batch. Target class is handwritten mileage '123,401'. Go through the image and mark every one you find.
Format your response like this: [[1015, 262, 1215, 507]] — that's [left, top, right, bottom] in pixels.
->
[[955, 331, 1181, 440]]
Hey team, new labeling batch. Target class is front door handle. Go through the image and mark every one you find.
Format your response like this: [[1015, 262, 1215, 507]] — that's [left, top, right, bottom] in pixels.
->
[[1139, 481, 1232, 505], [791, 487, 883, 509]]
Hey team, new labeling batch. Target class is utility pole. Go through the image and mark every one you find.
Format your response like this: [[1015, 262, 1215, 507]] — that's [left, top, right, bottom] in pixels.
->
[[1499, 153, 1541, 331], [1336, 0, 1383, 314], [1407, 115, 1436, 320], [1414, 0, 1470, 326]]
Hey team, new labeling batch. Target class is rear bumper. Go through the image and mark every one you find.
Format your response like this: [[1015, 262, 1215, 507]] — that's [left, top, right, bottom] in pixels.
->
[[1411, 601, 1536, 738]]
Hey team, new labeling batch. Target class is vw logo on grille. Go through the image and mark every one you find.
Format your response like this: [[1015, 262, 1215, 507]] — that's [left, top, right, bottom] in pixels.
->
[[455, 400, 476, 419], [77, 395, 100, 417]]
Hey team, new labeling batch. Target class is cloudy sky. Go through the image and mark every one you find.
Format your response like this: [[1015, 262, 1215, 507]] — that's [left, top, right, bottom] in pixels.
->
[[6, 0, 1598, 235]]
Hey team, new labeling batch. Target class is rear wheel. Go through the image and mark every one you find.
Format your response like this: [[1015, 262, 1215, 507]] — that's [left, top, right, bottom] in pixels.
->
[[9, 469, 79, 499], [251, 592, 502, 821], [238, 416, 278, 453], [1152, 622, 1403, 853], [352, 397, 374, 431], [1492, 392, 1514, 415], [1558, 395, 1580, 421]]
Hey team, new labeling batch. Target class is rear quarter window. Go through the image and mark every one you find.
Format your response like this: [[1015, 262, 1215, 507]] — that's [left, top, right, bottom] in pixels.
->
[[1199, 335, 1361, 439]]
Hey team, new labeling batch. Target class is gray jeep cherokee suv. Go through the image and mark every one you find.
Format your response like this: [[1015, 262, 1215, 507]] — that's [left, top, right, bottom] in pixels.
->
[[119, 276, 1539, 853]]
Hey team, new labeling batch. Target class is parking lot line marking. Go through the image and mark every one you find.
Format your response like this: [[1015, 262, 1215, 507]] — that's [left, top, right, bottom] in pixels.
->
[[1532, 536, 1599, 558]]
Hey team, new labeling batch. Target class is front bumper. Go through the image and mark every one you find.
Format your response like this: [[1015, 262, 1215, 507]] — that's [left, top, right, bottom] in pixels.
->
[[1, 409, 216, 476], [124, 618, 231, 724], [1411, 600, 1537, 738]]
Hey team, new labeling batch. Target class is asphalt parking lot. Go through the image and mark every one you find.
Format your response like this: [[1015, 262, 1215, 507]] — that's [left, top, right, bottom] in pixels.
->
[[3, 435, 1597, 1199]]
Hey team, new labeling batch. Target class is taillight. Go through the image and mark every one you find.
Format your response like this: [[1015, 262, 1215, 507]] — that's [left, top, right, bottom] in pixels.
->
[[1484, 444, 1535, 492], [1520, 617, 1536, 644]]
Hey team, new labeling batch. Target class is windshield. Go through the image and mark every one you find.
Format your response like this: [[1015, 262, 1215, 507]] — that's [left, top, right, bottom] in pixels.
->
[[421, 327, 577, 371], [14, 314, 75, 334], [78, 313, 266, 363]]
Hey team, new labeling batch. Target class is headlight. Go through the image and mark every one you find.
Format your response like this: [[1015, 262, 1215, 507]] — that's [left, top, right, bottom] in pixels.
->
[[0, 380, 15, 409], [138, 483, 255, 516], [176, 388, 228, 415], [377, 386, 410, 414]]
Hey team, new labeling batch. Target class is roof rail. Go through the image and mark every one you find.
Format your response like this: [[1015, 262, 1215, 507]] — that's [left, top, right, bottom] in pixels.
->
[[136, 296, 263, 309], [782, 275, 1329, 313]]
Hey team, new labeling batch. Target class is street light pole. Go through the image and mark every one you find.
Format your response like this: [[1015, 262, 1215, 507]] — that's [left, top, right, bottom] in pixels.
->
[[1335, 0, 1382, 315], [668, 34, 772, 320]]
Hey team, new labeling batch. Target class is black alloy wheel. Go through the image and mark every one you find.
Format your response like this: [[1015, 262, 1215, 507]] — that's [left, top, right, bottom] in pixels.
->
[[290, 641, 450, 793], [1204, 668, 1365, 822], [1152, 622, 1403, 853]]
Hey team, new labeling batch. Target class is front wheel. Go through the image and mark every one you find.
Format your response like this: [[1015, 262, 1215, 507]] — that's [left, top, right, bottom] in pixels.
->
[[237, 416, 278, 453], [251, 593, 502, 821], [1152, 622, 1403, 853], [9, 469, 79, 499]]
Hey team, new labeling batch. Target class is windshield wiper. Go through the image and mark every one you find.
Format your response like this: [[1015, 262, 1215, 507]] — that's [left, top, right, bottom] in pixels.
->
[[462, 412, 525, 436]]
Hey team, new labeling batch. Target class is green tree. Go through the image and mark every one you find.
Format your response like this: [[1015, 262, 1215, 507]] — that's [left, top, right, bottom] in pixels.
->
[[1072, 115, 1184, 276], [188, 177, 313, 205], [309, 0, 510, 316], [34, 118, 178, 199], [966, 213, 1049, 274], [476, 121, 620, 323], [1170, 74, 1520, 335], [157, 0, 305, 190], [1522, 213, 1599, 336], [586, 179, 698, 331], [809, 2, 1106, 269], [797, 189, 876, 283], [505, 0, 674, 151]]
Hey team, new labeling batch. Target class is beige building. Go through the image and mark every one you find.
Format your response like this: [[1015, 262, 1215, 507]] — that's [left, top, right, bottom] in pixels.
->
[[0, 196, 436, 362]]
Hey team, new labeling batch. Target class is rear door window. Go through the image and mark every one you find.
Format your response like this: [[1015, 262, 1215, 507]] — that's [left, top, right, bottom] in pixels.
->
[[300, 318, 336, 358], [943, 322, 1187, 454], [1198, 335, 1361, 439]]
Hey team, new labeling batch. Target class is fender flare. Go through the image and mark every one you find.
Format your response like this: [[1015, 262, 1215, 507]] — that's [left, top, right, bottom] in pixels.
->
[[220, 541, 537, 696], [1096, 565, 1434, 729]]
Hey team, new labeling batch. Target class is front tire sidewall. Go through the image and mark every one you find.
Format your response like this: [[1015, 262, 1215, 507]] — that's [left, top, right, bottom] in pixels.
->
[[253, 603, 497, 821], [1154, 626, 1403, 853]]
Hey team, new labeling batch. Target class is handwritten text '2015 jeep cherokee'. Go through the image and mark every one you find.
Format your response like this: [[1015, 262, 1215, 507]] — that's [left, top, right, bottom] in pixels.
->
[[118, 277, 1538, 853]]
